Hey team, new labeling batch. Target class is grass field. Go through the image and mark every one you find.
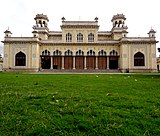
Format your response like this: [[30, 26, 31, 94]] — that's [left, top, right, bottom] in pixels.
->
[[0, 73, 160, 136]]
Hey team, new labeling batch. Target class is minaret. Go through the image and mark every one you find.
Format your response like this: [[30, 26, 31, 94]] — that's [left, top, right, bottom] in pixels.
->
[[111, 14, 128, 40], [148, 28, 156, 39], [4, 29, 12, 37], [33, 14, 49, 40]]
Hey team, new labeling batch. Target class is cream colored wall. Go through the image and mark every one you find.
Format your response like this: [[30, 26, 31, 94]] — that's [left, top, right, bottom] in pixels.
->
[[98, 35, 112, 41], [31, 44, 40, 69], [48, 36, 62, 41], [119, 44, 129, 71], [38, 33, 48, 40], [3, 44, 9, 69], [120, 43, 157, 72], [3, 42, 40, 71], [0, 61, 3, 71], [113, 33, 123, 40]]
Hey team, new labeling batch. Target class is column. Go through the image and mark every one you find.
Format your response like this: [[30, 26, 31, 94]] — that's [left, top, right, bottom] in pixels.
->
[[39, 57, 42, 71], [107, 56, 109, 69], [84, 56, 87, 69], [95, 56, 98, 69], [73, 56, 75, 69], [50, 56, 53, 69], [62, 56, 64, 69]]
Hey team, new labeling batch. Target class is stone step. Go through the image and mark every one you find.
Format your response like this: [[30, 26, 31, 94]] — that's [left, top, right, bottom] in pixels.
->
[[39, 69, 121, 73]]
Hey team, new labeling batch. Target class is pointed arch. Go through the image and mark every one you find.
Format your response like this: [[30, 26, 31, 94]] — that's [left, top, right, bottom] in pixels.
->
[[76, 50, 84, 56], [87, 50, 95, 56], [98, 50, 107, 56], [110, 50, 118, 56], [66, 33, 72, 42], [65, 50, 73, 56], [77, 33, 83, 42], [53, 50, 62, 56], [134, 52, 145, 66], [88, 33, 94, 42], [42, 50, 50, 56], [15, 51, 26, 66]]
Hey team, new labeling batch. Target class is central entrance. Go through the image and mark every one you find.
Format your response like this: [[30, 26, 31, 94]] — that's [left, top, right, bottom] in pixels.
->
[[75, 56, 84, 69]]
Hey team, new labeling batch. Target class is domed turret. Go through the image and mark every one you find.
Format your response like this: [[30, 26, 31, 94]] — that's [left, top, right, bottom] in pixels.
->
[[32, 30, 39, 37], [111, 14, 126, 28], [111, 14, 128, 40], [32, 14, 49, 40], [34, 14, 49, 28], [4, 29, 12, 37], [148, 28, 156, 38]]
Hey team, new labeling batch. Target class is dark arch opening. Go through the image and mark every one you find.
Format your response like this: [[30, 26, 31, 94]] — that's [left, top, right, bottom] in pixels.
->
[[15, 51, 26, 66], [134, 52, 145, 66]]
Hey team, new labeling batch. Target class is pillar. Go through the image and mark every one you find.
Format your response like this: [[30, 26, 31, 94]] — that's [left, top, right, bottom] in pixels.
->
[[50, 56, 53, 69], [84, 56, 87, 69], [95, 56, 98, 69], [107, 56, 109, 69], [62, 56, 64, 69], [73, 56, 75, 69]]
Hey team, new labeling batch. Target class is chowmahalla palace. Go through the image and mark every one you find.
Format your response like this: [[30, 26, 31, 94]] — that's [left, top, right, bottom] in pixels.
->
[[2, 13, 158, 73]]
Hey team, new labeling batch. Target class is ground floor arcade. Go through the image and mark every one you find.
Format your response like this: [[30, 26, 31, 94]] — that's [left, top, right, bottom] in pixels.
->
[[41, 56, 119, 70]]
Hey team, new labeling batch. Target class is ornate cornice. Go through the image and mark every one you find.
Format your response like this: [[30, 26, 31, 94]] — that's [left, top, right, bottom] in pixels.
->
[[61, 25, 99, 29], [120, 40, 158, 44], [39, 42, 120, 46]]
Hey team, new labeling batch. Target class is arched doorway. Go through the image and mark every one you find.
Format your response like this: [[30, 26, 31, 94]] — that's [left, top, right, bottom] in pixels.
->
[[53, 50, 62, 69], [64, 50, 73, 69], [134, 52, 145, 66], [75, 50, 84, 69], [86, 50, 96, 69], [98, 50, 107, 69], [109, 50, 119, 69], [41, 50, 51, 69], [15, 51, 26, 66]]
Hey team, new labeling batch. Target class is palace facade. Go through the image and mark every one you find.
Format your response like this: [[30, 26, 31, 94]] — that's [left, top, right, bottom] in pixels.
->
[[2, 14, 158, 72]]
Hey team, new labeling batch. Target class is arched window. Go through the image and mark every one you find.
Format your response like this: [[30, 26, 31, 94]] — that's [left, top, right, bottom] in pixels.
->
[[42, 50, 50, 55], [115, 21, 118, 27], [87, 50, 95, 56], [88, 33, 94, 42], [77, 33, 83, 42], [53, 50, 62, 56], [65, 50, 73, 56], [134, 52, 145, 66], [98, 50, 107, 56], [15, 51, 26, 66], [39, 20, 42, 27], [110, 50, 118, 56], [66, 33, 72, 42], [76, 50, 84, 56]]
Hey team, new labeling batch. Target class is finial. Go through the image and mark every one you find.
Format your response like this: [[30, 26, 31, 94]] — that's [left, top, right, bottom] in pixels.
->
[[61, 17, 66, 22], [94, 17, 98, 22]]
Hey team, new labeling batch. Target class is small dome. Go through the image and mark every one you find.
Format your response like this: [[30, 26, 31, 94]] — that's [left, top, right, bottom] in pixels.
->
[[4, 30, 12, 34], [32, 30, 38, 33], [34, 14, 49, 21], [111, 14, 126, 22], [148, 28, 156, 33]]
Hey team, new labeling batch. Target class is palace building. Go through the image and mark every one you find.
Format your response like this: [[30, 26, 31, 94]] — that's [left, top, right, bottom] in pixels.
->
[[2, 14, 158, 72]]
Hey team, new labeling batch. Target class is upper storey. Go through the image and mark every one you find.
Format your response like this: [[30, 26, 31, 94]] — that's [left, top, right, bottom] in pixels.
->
[[2, 13, 157, 45], [61, 17, 99, 43], [60, 17, 99, 43]]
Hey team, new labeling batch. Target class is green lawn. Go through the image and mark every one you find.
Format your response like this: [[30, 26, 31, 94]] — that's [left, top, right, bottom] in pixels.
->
[[0, 73, 160, 136]]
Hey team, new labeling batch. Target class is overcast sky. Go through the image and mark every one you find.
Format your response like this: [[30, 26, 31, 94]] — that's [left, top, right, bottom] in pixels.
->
[[0, 0, 160, 56]]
